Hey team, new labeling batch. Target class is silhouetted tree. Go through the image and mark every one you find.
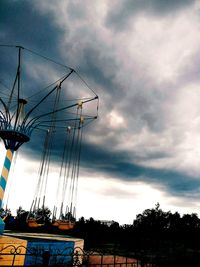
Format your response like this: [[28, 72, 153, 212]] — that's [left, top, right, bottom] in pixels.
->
[[14, 206, 29, 229], [134, 203, 171, 233]]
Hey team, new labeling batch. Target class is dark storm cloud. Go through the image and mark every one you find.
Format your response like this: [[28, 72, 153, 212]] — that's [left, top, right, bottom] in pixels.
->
[[76, 46, 124, 101], [77, 48, 114, 88], [106, 0, 195, 30], [80, 142, 200, 197], [121, 85, 168, 133], [66, 36, 167, 134], [0, 0, 64, 58], [22, 129, 200, 198]]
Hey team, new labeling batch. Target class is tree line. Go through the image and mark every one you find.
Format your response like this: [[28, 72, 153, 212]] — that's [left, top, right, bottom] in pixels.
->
[[2, 203, 200, 266]]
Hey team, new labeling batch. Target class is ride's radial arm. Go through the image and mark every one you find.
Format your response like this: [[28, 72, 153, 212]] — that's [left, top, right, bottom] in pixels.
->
[[0, 149, 14, 208]]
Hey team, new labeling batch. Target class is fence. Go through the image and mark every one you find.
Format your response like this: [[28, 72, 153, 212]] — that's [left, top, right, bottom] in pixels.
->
[[0, 245, 157, 267]]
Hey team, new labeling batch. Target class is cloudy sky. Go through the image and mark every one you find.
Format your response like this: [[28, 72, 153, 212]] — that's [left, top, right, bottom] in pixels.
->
[[1, 0, 200, 224]]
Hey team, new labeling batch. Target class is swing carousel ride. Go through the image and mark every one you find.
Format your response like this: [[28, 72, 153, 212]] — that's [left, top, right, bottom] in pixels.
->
[[0, 45, 99, 231]]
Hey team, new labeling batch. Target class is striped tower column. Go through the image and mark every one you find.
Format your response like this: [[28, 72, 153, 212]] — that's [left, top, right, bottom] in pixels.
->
[[0, 149, 14, 208]]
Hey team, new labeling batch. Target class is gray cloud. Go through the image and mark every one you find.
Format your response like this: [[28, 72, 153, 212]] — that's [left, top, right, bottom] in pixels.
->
[[22, 132, 200, 200], [0, 0, 64, 58], [106, 0, 196, 30], [78, 142, 200, 196]]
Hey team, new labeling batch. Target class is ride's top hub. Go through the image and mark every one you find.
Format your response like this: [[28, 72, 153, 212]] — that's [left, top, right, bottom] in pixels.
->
[[18, 98, 27, 105], [0, 129, 30, 150]]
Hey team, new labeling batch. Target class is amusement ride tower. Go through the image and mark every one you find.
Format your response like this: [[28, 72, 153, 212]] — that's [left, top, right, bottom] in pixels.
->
[[0, 45, 98, 233]]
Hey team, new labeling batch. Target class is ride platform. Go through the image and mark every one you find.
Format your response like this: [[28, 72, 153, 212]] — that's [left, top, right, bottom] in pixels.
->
[[0, 231, 84, 266]]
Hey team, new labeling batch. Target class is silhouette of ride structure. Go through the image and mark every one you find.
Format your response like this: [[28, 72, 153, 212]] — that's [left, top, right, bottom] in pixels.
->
[[0, 45, 98, 233]]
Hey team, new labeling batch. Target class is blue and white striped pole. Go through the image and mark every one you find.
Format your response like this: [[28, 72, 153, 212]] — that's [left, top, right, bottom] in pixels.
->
[[0, 149, 14, 233]]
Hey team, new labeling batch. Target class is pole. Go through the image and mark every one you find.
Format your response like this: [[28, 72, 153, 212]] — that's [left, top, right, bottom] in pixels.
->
[[0, 149, 14, 234]]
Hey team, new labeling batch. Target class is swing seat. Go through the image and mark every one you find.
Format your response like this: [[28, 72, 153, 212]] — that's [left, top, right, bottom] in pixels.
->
[[58, 222, 75, 230], [57, 220, 75, 230], [27, 218, 44, 228], [52, 221, 59, 227]]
